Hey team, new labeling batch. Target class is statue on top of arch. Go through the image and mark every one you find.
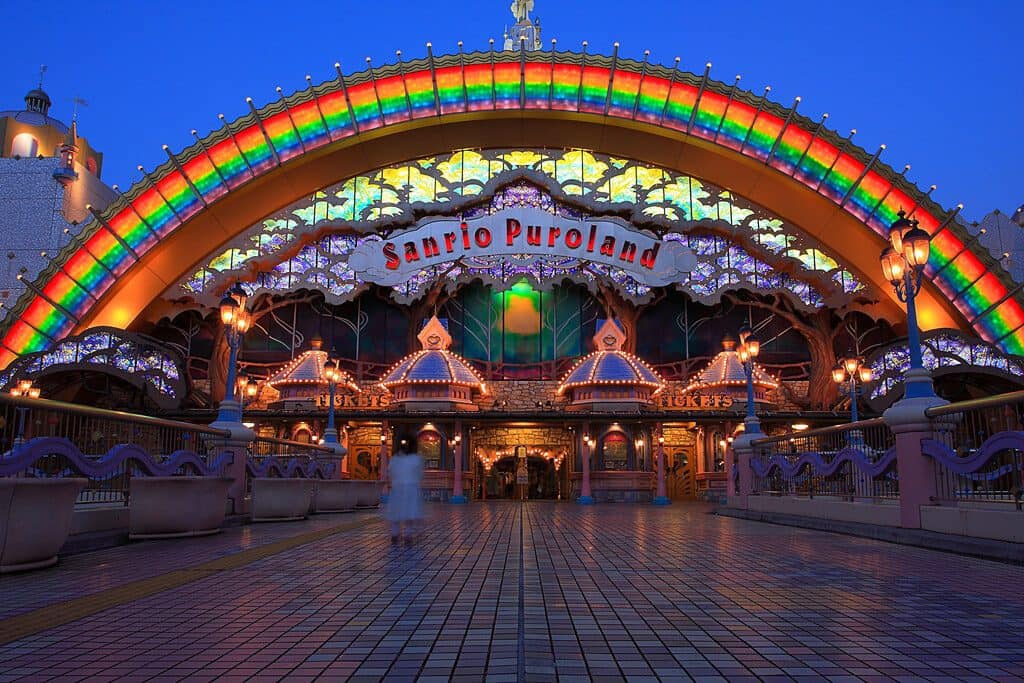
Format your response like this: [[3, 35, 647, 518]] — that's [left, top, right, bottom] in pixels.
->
[[504, 0, 542, 51], [511, 0, 533, 21]]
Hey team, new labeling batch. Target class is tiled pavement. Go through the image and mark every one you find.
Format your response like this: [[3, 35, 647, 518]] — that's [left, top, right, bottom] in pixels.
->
[[0, 513, 379, 621], [1, 503, 1024, 681]]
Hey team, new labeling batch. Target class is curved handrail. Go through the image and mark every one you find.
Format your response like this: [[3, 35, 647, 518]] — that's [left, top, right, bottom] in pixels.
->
[[921, 431, 1024, 475], [246, 455, 331, 479], [750, 445, 897, 480], [751, 418, 887, 447], [0, 395, 230, 437], [0, 437, 235, 478], [252, 435, 336, 454], [925, 391, 1024, 418]]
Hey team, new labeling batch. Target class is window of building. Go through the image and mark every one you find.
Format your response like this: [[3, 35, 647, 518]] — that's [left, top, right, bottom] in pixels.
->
[[602, 432, 629, 471], [418, 430, 442, 469], [10, 133, 38, 158]]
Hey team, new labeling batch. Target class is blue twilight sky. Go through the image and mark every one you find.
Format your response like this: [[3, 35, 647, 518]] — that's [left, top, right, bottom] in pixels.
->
[[2, 0, 1021, 221]]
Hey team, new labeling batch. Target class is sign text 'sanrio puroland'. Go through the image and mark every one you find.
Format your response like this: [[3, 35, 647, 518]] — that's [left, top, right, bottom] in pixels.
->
[[348, 207, 697, 286]]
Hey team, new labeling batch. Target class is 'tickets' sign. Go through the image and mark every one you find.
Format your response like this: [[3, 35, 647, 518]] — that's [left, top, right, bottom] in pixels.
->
[[347, 207, 697, 287], [316, 393, 390, 410], [659, 393, 736, 411]]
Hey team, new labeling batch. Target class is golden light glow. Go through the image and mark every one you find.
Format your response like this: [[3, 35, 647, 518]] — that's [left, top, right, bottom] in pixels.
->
[[880, 246, 905, 284]]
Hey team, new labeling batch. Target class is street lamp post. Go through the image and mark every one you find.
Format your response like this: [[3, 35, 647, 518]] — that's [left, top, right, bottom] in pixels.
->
[[880, 210, 936, 399], [653, 433, 669, 505], [737, 324, 762, 434], [216, 284, 252, 424], [832, 356, 873, 424], [322, 356, 341, 446], [10, 379, 41, 446], [237, 373, 259, 421]]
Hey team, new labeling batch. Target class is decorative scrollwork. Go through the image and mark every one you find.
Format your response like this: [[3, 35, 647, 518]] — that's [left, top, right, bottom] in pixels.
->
[[921, 431, 1024, 475], [867, 330, 1024, 405], [0, 327, 186, 407], [0, 437, 232, 478], [246, 455, 332, 479], [750, 445, 897, 480], [179, 149, 865, 309]]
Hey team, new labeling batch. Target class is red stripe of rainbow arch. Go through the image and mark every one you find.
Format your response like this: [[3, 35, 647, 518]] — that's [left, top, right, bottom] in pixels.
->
[[3, 50, 1021, 370]]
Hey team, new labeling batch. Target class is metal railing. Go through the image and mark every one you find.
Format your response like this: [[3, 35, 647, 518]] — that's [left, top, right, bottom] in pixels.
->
[[750, 418, 898, 500], [246, 436, 337, 490], [0, 394, 232, 505], [925, 390, 1024, 508], [250, 436, 335, 462]]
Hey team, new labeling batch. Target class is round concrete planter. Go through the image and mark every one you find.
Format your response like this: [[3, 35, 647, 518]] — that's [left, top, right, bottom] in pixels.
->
[[252, 478, 315, 522], [313, 480, 360, 513], [353, 480, 384, 508], [0, 478, 86, 573], [129, 476, 233, 540]]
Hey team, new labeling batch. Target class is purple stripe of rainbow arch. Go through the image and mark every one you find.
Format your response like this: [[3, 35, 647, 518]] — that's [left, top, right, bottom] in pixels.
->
[[3, 51, 1021, 369]]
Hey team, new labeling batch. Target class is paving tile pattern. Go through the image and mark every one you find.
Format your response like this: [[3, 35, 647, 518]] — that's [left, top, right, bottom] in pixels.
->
[[0, 513, 377, 620], [2, 503, 1024, 681]]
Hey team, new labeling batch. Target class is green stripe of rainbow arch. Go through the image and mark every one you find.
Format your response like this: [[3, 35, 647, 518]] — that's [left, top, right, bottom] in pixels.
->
[[4, 50, 1021, 369]]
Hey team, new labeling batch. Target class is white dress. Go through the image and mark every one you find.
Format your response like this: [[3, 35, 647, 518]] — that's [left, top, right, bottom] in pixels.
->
[[385, 453, 424, 522]]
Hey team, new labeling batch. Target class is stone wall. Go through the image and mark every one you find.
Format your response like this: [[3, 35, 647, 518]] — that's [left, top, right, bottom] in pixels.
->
[[0, 157, 115, 307], [470, 426, 573, 450], [481, 380, 566, 411]]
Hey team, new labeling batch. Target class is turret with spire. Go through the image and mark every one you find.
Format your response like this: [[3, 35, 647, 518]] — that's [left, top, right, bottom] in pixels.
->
[[503, 0, 542, 51]]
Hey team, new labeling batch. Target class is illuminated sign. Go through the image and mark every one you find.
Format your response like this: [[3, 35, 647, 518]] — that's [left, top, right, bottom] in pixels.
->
[[347, 206, 696, 287], [316, 393, 390, 410], [659, 393, 735, 411]]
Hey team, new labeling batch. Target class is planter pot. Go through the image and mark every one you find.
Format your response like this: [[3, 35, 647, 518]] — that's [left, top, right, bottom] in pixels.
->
[[252, 478, 315, 522], [129, 476, 233, 540], [0, 478, 86, 573], [313, 480, 360, 513], [353, 480, 384, 508]]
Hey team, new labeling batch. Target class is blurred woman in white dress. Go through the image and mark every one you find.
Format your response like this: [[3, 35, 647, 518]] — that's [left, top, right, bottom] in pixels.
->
[[385, 435, 424, 545]]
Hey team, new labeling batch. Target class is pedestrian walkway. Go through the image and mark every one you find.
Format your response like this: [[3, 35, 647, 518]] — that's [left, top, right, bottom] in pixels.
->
[[1, 503, 1023, 681]]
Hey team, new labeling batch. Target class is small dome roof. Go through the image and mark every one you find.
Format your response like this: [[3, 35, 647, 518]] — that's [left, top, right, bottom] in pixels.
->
[[0, 86, 67, 133], [24, 88, 51, 107], [268, 339, 359, 392], [380, 315, 488, 394], [682, 339, 778, 393], [381, 349, 488, 392], [557, 318, 665, 395], [0, 109, 68, 133], [558, 350, 665, 394]]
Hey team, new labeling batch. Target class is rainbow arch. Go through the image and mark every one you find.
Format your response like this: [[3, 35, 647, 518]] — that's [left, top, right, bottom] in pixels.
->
[[2, 48, 1021, 369]]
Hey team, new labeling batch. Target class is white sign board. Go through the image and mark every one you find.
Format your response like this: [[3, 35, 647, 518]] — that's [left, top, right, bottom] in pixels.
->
[[347, 207, 696, 287]]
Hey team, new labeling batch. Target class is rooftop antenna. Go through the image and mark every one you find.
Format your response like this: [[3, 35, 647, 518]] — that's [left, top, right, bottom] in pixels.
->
[[38, 64, 47, 88], [71, 97, 88, 123]]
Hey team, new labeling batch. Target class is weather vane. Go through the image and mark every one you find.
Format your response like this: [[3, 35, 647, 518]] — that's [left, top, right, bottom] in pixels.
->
[[71, 97, 88, 123]]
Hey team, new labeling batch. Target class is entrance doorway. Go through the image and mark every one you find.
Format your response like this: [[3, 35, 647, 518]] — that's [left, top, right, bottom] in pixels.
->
[[481, 453, 560, 500]]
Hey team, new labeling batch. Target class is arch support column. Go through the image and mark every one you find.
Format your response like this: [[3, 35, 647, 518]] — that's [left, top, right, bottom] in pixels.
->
[[451, 420, 467, 504], [379, 420, 390, 504], [578, 422, 595, 505], [653, 424, 670, 505]]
